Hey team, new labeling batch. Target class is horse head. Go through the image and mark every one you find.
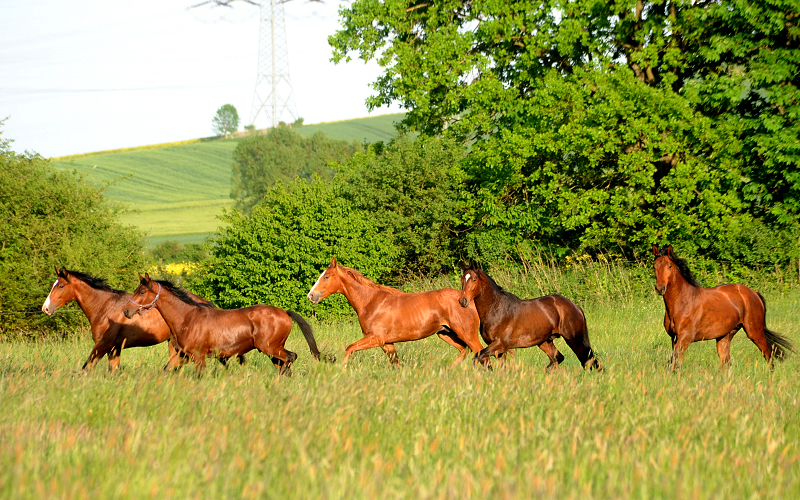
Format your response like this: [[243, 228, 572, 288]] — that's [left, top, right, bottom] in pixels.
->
[[124, 273, 160, 318], [652, 244, 677, 295], [41, 267, 75, 315], [458, 261, 483, 308], [307, 257, 343, 304]]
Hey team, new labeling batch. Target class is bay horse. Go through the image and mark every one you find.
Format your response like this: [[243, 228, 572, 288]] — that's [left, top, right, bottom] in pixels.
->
[[40, 267, 212, 371], [458, 263, 602, 371], [124, 274, 325, 375], [306, 257, 487, 367], [652, 245, 793, 369]]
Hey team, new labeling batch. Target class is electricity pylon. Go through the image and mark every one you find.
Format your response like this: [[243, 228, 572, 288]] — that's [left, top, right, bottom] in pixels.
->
[[250, 0, 298, 128]]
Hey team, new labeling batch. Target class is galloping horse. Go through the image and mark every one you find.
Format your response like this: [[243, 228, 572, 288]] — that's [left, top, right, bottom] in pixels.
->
[[306, 257, 487, 367], [40, 267, 208, 371], [125, 274, 324, 375], [458, 263, 602, 371], [652, 245, 792, 369]]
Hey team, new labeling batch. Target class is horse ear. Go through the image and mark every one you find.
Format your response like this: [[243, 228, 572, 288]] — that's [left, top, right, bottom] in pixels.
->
[[55, 266, 60, 276], [652, 244, 659, 256], [144, 272, 151, 281], [330, 257, 338, 268], [459, 262, 468, 271], [666, 246, 674, 258]]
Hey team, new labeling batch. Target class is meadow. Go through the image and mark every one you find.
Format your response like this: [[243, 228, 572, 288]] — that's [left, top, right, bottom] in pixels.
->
[[49, 114, 403, 244], [2, 264, 798, 499]]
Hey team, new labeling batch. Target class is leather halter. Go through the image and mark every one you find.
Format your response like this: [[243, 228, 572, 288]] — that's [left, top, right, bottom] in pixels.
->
[[128, 283, 162, 315]]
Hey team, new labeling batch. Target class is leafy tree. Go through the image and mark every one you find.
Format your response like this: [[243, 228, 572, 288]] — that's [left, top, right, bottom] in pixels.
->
[[194, 177, 397, 318], [339, 136, 468, 276], [330, 0, 800, 266], [0, 127, 150, 334], [212, 104, 240, 137], [231, 124, 362, 213]]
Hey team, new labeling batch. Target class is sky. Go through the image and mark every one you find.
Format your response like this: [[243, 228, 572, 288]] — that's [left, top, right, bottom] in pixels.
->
[[0, 0, 402, 158]]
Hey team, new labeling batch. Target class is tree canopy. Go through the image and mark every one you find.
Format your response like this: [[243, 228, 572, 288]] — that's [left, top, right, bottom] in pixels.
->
[[330, 0, 800, 264], [212, 104, 240, 137]]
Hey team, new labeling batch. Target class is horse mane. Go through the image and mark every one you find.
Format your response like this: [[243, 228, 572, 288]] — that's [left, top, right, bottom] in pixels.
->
[[152, 279, 214, 308], [341, 266, 402, 294], [64, 269, 126, 295], [658, 247, 703, 288], [463, 265, 519, 300]]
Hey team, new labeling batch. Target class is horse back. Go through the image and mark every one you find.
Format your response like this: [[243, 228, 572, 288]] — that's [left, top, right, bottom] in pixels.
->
[[518, 294, 585, 331]]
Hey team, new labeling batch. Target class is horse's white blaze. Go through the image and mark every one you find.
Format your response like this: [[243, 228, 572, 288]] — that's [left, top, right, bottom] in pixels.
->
[[465, 273, 471, 282], [308, 270, 326, 297], [41, 279, 58, 313]]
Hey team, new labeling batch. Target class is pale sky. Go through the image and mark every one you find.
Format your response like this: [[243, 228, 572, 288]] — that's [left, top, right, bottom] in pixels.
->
[[0, 0, 401, 158]]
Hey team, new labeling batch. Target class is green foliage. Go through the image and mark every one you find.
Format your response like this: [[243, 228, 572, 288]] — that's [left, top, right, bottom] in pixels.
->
[[212, 104, 240, 137], [194, 177, 396, 317], [230, 125, 363, 214], [149, 241, 210, 265], [0, 128, 149, 334], [331, 0, 800, 268], [339, 136, 468, 276]]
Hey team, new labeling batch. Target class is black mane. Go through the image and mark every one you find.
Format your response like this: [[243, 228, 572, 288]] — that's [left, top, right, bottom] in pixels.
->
[[151, 279, 214, 308], [64, 269, 126, 295], [658, 247, 703, 288], [464, 265, 520, 300]]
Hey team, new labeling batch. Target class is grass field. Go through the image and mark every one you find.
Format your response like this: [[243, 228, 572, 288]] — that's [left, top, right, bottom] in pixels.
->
[[2, 272, 798, 499], [50, 114, 404, 244]]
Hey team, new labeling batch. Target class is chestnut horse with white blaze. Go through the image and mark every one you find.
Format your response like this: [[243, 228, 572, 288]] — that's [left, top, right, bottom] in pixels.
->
[[41, 267, 208, 371], [306, 257, 487, 367], [652, 245, 792, 369], [459, 263, 602, 371], [125, 274, 326, 375]]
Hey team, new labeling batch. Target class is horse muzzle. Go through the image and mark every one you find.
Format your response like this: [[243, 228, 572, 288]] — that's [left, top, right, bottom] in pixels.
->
[[307, 292, 320, 304], [123, 307, 136, 319], [41, 305, 53, 316], [654, 284, 667, 296], [458, 297, 469, 308]]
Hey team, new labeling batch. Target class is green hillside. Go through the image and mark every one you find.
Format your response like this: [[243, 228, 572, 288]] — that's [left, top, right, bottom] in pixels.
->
[[51, 113, 404, 245]]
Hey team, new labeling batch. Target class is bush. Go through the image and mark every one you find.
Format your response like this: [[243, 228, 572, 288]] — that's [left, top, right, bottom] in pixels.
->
[[231, 125, 362, 214], [194, 177, 397, 318], [0, 129, 150, 335]]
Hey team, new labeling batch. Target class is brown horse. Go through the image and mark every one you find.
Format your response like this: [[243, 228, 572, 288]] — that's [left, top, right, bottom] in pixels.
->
[[306, 257, 487, 367], [458, 263, 602, 370], [40, 267, 207, 371], [652, 245, 793, 369], [124, 274, 324, 375]]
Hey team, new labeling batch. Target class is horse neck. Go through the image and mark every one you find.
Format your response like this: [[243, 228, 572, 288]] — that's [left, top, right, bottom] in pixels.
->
[[473, 275, 505, 318], [664, 269, 695, 304], [71, 281, 120, 323], [337, 271, 385, 317], [152, 287, 194, 336]]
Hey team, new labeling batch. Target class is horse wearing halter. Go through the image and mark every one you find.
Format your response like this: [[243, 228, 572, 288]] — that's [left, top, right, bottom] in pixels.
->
[[128, 282, 162, 315]]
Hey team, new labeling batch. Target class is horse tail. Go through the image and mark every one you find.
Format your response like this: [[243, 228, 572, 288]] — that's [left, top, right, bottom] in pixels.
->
[[757, 293, 793, 360], [286, 310, 335, 363]]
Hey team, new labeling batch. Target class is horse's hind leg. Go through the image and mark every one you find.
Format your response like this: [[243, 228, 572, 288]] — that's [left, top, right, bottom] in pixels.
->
[[563, 329, 601, 371], [539, 340, 564, 371], [716, 332, 735, 370], [380, 344, 401, 367], [742, 319, 773, 365], [437, 330, 470, 367]]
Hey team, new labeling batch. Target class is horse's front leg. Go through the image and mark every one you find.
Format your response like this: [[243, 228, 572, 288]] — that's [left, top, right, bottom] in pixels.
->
[[671, 334, 692, 371], [343, 334, 384, 366], [538, 340, 564, 371], [82, 340, 114, 371], [475, 338, 505, 366]]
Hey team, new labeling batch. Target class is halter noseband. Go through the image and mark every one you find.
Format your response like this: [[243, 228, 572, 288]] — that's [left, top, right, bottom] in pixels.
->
[[128, 283, 162, 315]]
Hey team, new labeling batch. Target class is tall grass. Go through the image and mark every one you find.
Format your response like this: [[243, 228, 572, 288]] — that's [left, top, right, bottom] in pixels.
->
[[2, 266, 798, 499]]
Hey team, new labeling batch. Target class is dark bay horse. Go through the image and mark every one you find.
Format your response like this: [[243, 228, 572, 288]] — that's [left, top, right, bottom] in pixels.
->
[[306, 257, 487, 367], [40, 267, 206, 371], [458, 264, 602, 371], [124, 274, 324, 375], [652, 245, 793, 369]]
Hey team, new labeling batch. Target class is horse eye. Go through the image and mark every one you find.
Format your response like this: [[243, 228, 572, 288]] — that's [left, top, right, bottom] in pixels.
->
[[58, 285, 64, 289], [324, 276, 329, 280]]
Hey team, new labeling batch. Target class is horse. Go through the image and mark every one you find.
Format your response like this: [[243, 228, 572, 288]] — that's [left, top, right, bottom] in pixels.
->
[[124, 274, 325, 375], [458, 263, 602, 371], [306, 257, 488, 367], [652, 245, 793, 369], [40, 267, 212, 371]]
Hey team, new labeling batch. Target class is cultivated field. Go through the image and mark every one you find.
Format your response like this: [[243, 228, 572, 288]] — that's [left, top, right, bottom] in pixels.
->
[[49, 114, 404, 244], [2, 269, 798, 499]]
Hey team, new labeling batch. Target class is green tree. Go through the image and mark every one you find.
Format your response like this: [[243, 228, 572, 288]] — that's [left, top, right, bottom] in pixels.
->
[[212, 104, 240, 137], [194, 177, 397, 318], [231, 124, 362, 213], [330, 0, 800, 266], [339, 136, 468, 276], [0, 127, 150, 334]]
